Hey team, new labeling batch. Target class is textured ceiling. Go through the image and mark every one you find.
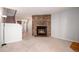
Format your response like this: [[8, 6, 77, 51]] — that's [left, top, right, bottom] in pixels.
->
[[8, 7, 68, 19]]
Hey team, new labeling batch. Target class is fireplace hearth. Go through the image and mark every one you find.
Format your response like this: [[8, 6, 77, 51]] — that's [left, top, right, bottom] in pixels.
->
[[37, 26, 47, 36]]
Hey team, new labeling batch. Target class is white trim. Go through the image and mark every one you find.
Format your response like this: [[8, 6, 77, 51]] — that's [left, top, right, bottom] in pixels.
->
[[51, 36, 77, 42]]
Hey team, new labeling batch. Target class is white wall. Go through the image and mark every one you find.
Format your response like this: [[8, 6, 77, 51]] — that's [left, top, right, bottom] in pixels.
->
[[16, 16, 32, 36], [21, 20, 27, 32], [0, 23, 22, 44], [51, 8, 79, 43], [27, 16, 32, 36], [0, 8, 2, 45], [0, 7, 2, 23]]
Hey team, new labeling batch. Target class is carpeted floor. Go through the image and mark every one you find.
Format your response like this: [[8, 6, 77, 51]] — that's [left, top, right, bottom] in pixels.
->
[[0, 36, 73, 52]]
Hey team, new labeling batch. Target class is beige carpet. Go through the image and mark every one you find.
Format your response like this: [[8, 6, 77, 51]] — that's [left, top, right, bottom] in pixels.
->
[[0, 36, 73, 52]]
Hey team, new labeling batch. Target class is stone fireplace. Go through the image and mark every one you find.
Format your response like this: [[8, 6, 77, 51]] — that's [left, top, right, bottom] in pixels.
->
[[32, 15, 51, 37]]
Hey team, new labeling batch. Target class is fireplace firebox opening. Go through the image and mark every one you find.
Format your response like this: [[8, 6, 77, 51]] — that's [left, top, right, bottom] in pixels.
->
[[37, 26, 47, 36]]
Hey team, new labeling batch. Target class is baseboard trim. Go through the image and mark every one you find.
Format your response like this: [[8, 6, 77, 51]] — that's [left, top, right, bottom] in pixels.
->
[[51, 36, 76, 42]]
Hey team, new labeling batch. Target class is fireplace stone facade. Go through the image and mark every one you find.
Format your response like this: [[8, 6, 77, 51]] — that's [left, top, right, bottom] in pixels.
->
[[32, 15, 51, 37]]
